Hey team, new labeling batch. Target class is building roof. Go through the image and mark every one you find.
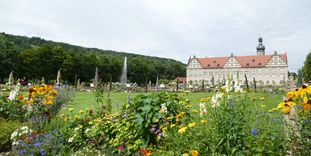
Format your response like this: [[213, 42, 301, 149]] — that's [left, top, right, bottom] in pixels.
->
[[197, 57, 229, 69], [192, 53, 287, 69]]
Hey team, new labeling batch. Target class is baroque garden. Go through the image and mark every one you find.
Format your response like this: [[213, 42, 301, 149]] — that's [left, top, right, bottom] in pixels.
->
[[0, 35, 311, 156]]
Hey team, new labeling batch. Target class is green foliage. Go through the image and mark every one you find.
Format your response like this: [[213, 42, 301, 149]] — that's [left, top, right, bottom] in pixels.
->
[[0, 118, 23, 151], [130, 92, 190, 145], [297, 69, 303, 87], [0, 93, 27, 121], [0, 33, 186, 84], [52, 86, 75, 118], [158, 92, 286, 155], [302, 51, 311, 82]]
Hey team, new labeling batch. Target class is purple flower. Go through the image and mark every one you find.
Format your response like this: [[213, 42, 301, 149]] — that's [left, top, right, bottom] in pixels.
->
[[18, 150, 26, 155], [33, 142, 42, 148], [251, 128, 257, 136], [39, 149, 46, 156], [117, 145, 124, 151]]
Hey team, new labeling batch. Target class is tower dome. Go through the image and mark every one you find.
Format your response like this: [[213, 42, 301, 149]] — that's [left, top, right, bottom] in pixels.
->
[[256, 37, 265, 55]]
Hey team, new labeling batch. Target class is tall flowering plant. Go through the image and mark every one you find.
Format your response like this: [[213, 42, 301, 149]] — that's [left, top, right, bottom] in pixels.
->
[[22, 85, 58, 129], [276, 85, 311, 155]]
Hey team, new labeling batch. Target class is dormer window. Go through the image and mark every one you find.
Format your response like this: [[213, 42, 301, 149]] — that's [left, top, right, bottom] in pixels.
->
[[207, 64, 210, 67], [213, 61, 216, 63], [217, 64, 220, 66], [246, 63, 249, 66], [252, 59, 255, 62], [258, 63, 262, 65]]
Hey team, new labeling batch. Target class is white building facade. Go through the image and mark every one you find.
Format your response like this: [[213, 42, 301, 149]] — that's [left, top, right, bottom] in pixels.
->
[[187, 38, 288, 85]]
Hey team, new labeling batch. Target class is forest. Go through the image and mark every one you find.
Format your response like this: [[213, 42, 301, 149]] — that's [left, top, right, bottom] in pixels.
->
[[0, 33, 186, 85]]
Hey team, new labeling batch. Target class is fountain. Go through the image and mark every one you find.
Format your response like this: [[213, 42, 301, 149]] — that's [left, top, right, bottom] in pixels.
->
[[120, 57, 127, 86]]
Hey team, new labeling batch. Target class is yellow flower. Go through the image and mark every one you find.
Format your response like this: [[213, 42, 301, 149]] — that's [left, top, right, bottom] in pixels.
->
[[200, 98, 205, 102], [200, 119, 208, 124], [176, 112, 185, 121], [277, 101, 295, 114], [162, 127, 167, 131], [43, 98, 53, 105], [170, 124, 176, 128], [252, 97, 256, 101], [182, 153, 189, 156], [260, 97, 265, 101], [287, 91, 294, 100], [260, 104, 266, 108], [178, 127, 187, 134], [74, 115, 80, 120], [188, 122, 196, 128], [68, 108, 74, 112], [277, 101, 296, 109], [191, 150, 198, 156], [79, 110, 84, 114], [281, 106, 291, 114], [26, 99, 34, 104], [191, 110, 199, 113], [179, 101, 185, 104], [166, 116, 173, 120], [186, 104, 192, 108]]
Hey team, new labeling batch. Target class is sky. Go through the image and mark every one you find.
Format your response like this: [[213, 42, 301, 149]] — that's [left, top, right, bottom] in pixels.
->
[[0, 0, 310, 72]]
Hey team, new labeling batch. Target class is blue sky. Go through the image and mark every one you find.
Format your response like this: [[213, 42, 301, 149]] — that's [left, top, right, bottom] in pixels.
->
[[1, 0, 310, 72]]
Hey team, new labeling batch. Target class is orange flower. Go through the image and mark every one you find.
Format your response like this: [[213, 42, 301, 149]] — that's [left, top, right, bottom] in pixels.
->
[[139, 148, 152, 156], [191, 150, 198, 156], [301, 96, 311, 112], [17, 95, 24, 100]]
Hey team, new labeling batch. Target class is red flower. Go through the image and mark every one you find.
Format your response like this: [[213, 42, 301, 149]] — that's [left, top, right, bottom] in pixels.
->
[[29, 88, 35, 93], [117, 145, 124, 151]]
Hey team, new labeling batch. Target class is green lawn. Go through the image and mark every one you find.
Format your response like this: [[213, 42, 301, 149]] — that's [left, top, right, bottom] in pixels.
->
[[59, 91, 284, 116]]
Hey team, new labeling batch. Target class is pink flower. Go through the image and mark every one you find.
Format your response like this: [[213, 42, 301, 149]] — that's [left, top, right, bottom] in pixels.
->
[[117, 145, 124, 151]]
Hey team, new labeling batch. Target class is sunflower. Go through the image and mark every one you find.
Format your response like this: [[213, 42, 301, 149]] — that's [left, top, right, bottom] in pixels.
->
[[277, 101, 296, 114]]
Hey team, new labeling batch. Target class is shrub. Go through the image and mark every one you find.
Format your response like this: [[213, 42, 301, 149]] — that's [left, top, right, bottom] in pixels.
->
[[0, 118, 23, 151]]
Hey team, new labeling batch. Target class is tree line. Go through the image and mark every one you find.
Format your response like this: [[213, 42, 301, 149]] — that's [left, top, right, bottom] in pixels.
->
[[0, 33, 186, 85]]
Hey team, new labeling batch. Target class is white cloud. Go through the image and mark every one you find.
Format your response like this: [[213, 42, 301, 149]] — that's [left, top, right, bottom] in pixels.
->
[[0, 0, 310, 72]]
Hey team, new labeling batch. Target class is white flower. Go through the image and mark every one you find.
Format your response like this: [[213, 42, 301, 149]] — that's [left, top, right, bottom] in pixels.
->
[[20, 126, 28, 130], [68, 137, 74, 143], [160, 103, 168, 114], [8, 85, 19, 101], [85, 128, 90, 134], [11, 131, 18, 140], [199, 102, 207, 116]]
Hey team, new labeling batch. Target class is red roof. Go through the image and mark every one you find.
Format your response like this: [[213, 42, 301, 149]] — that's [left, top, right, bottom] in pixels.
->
[[197, 57, 229, 69], [235, 55, 271, 68], [192, 53, 287, 68]]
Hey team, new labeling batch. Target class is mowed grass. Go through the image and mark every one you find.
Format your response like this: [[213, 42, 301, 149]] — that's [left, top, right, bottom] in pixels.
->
[[59, 91, 284, 116]]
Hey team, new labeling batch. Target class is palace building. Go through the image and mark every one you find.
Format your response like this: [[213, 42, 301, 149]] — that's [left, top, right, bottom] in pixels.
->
[[186, 37, 288, 86]]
